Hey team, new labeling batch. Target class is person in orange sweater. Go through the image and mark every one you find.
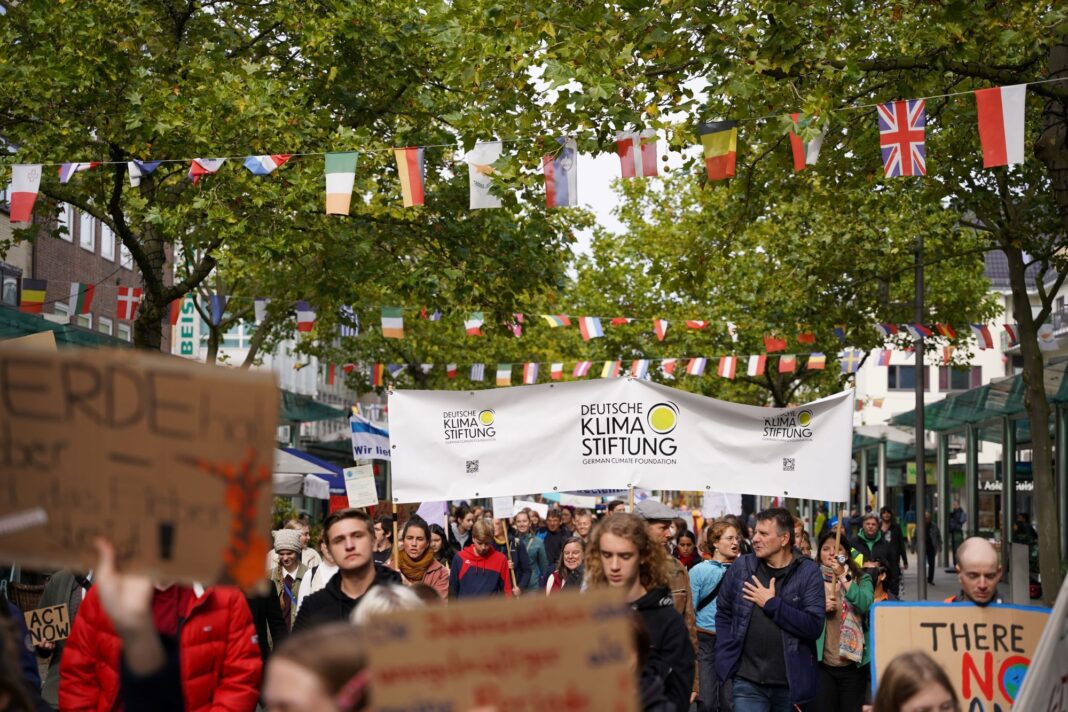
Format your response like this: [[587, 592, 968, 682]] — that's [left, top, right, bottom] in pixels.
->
[[392, 517, 450, 600]]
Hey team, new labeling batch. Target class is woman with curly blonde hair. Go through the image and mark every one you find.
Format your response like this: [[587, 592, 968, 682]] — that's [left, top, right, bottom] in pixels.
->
[[586, 513, 693, 712]]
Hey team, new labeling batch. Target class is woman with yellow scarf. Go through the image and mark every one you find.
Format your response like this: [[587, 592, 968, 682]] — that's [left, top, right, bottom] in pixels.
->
[[392, 517, 449, 600]]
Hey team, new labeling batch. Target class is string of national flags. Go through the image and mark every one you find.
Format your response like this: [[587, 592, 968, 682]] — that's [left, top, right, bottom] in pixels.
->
[[4, 80, 1061, 225]]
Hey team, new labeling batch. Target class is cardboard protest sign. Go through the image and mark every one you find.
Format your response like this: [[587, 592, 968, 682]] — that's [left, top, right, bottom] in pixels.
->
[[4, 331, 57, 351], [365, 587, 637, 712], [0, 347, 278, 588], [513, 499, 548, 519], [24, 604, 69, 644], [389, 379, 853, 503], [872, 602, 1049, 710], [1014, 575, 1068, 709], [491, 495, 513, 518], [343, 465, 379, 508]]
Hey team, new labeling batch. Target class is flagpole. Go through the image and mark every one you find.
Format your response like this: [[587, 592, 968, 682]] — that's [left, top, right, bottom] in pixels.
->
[[915, 233, 928, 601], [628, 485, 635, 513]]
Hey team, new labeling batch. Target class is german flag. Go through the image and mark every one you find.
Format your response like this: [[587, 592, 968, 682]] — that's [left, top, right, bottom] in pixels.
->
[[19, 278, 46, 314], [393, 147, 425, 207], [698, 121, 738, 181]]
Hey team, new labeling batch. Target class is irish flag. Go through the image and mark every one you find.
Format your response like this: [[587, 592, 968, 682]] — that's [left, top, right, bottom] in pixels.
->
[[325, 152, 357, 215], [381, 307, 404, 339], [69, 282, 95, 315], [974, 85, 1026, 168], [698, 121, 738, 181], [496, 363, 512, 386], [9, 165, 41, 224], [394, 147, 425, 207]]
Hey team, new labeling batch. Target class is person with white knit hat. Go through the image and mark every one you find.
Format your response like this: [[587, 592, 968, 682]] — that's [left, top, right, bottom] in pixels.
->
[[273, 529, 307, 630]]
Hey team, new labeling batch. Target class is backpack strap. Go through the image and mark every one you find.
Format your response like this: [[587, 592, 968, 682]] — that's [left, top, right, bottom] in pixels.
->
[[696, 577, 725, 613]]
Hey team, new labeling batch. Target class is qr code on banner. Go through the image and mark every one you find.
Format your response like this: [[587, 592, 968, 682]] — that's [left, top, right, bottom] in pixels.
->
[[466, 460, 479, 474], [782, 458, 795, 472]]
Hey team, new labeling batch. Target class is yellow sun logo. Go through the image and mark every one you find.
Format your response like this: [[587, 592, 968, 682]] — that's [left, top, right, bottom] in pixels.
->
[[647, 402, 679, 434], [478, 409, 495, 426], [797, 410, 812, 427]]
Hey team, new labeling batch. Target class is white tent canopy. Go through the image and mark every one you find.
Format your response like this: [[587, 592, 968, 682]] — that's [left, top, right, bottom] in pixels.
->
[[273, 449, 334, 500]]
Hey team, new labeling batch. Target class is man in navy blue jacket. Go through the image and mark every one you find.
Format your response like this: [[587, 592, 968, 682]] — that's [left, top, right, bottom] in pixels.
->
[[714, 508, 824, 711]]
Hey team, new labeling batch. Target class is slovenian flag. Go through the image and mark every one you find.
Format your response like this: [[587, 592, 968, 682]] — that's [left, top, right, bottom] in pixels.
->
[[579, 316, 604, 341], [128, 160, 162, 187], [661, 359, 678, 377], [718, 356, 736, 379], [698, 121, 738, 181], [653, 319, 668, 341], [778, 355, 797, 373], [807, 353, 826, 370], [747, 355, 766, 377], [543, 137, 578, 208], [188, 158, 226, 185], [551, 363, 564, 380], [523, 363, 539, 384], [971, 323, 994, 350], [470, 364, 485, 382], [875, 323, 898, 338], [974, 85, 1026, 168], [630, 359, 649, 379], [68, 282, 95, 315], [9, 165, 41, 224], [616, 130, 658, 178], [464, 312, 484, 336], [788, 114, 826, 172], [573, 361, 592, 377], [541, 314, 571, 328], [601, 360, 621, 378], [244, 155, 293, 175], [496, 363, 513, 386], [686, 357, 707, 376], [394, 147, 426, 207], [905, 323, 933, 340], [19, 278, 46, 314], [58, 162, 100, 184], [325, 152, 358, 215], [295, 301, 316, 332], [876, 349, 892, 367], [381, 307, 404, 339]]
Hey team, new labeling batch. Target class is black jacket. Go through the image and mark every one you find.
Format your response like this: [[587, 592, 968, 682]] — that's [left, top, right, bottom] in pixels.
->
[[851, 532, 893, 568], [291, 564, 401, 632], [492, 535, 532, 589], [639, 668, 677, 712], [542, 528, 569, 572], [245, 581, 288, 660], [633, 586, 694, 712]]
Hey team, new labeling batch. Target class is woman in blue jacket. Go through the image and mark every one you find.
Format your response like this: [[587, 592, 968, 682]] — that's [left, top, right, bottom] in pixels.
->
[[690, 519, 741, 712]]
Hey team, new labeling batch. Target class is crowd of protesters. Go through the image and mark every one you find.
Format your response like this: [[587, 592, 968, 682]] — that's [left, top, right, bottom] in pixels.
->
[[0, 496, 1005, 712]]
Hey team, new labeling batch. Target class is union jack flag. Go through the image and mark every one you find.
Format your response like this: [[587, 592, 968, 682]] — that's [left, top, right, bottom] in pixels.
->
[[877, 99, 926, 177]]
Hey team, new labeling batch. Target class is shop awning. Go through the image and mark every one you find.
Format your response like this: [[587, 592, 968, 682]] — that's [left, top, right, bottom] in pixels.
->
[[0, 307, 132, 348], [279, 390, 349, 423]]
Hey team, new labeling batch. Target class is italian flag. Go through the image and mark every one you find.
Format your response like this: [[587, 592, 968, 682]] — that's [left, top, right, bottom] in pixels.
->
[[325, 152, 358, 215], [69, 282, 95, 315]]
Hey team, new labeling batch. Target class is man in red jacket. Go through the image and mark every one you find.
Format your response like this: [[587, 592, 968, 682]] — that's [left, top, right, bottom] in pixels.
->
[[59, 540, 262, 712]]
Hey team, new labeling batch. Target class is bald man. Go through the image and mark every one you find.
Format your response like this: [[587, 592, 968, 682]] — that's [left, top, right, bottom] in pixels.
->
[[944, 537, 1003, 605]]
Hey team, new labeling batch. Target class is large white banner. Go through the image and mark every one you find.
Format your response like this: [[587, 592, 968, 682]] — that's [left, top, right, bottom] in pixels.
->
[[388, 379, 853, 503]]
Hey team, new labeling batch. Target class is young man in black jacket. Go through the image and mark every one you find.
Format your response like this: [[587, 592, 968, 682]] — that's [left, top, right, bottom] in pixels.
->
[[292, 508, 400, 631], [587, 512, 694, 712]]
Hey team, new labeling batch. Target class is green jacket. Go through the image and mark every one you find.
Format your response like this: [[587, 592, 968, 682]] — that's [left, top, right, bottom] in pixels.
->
[[816, 573, 874, 667]]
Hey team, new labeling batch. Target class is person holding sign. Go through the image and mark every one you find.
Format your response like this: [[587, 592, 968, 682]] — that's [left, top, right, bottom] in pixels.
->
[[944, 537, 1004, 605], [392, 517, 449, 600], [714, 508, 825, 712], [293, 509, 402, 632], [586, 512, 695, 712], [815, 529, 874, 712], [449, 519, 513, 599], [491, 518, 532, 592]]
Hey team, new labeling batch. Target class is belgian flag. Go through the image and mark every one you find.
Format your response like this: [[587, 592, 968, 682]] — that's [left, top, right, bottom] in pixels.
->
[[698, 121, 738, 181], [19, 278, 46, 314]]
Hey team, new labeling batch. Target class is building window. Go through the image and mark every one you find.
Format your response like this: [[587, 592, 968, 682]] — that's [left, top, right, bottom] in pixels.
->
[[0, 264, 20, 306], [74, 313, 92, 329], [222, 322, 252, 349], [120, 242, 133, 270], [888, 365, 929, 391], [101, 224, 116, 261], [939, 366, 982, 392], [117, 323, 132, 342], [78, 211, 95, 252], [57, 204, 74, 242], [97, 316, 113, 336], [54, 301, 70, 318]]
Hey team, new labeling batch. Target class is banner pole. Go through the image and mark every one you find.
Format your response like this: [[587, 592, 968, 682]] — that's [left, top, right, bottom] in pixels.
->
[[628, 486, 635, 513], [504, 526, 518, 593]]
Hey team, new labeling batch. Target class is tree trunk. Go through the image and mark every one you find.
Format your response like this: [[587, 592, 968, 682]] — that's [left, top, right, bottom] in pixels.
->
[[205, 326, 220, 365], [1036, 21, 1068, 231], [132, 232, 168, 350], [1004, 245, 1062, 605]]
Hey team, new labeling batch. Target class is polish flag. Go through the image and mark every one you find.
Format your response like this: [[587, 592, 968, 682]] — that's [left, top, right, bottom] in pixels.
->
[[550, 363, 564, 380], [974, 85, 1026, 168], [9, 165, 41, 224], [717, 356, 736, 380], [446, 364, 458, 379]]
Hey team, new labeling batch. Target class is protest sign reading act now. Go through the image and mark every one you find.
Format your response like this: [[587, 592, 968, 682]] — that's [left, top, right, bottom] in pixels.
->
[[0, 347, 278, 588], [25, 604, 69, 644], [389, 378, 853, 503], [872, 602, 1049, 711]]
